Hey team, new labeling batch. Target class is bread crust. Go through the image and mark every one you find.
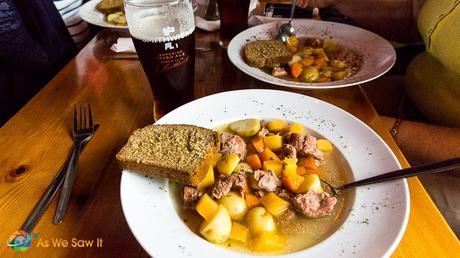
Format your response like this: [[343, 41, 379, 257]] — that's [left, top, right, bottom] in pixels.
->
[[116, 124, 220, 186]]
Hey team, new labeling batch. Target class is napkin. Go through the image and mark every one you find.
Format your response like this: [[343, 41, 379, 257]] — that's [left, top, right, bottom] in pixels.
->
[[110, 37, 136, 53]]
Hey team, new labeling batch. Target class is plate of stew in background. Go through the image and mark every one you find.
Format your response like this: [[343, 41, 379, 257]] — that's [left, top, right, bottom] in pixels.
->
[[227, 20, 396, 89], [120, 89, 409, 257]]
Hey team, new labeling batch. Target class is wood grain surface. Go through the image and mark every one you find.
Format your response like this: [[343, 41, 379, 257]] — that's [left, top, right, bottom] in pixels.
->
[[0, 30, 458, 258]]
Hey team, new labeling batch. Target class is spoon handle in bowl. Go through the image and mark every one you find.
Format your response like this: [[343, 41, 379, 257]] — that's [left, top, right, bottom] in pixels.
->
[[289, 0, 296, 23], [341, 157, 460, 190]]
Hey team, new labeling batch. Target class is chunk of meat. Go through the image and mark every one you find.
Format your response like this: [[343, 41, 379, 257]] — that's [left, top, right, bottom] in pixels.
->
[[305, 38, 322, 48], [212, 173, 248, 199], [275, 188, 294, 201], [253, 170, 281, 192], [220, 132, 247, 158], [301, 135, 324, 160], [182, 186, 203, 210], [282, 144, 297, 160], [330, 47, 362, 69], [258, 127, 269, 137], [272, 67, 288, 77], [292, 191, 337, 218], [287, 133, 304, 152], [278, 208, 296, 224]]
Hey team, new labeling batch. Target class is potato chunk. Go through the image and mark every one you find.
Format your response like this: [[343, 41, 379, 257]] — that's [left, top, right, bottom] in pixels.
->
[[199, 205, 232, 244], [229, 119, 261, 137]]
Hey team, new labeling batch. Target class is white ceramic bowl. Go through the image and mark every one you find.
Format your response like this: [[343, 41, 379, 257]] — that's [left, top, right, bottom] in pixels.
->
[[227, 20, 396, 90], [120, 89, 409, 257]]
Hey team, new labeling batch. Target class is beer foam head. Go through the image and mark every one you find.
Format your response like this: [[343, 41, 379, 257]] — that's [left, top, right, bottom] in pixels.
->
[[125, 0, 195, 42]]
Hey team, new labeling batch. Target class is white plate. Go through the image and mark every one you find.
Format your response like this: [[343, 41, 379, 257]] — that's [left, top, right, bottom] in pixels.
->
[[79, 0, 128, 30], [120, 89, 409, 258], [227, 20, 396, 89]]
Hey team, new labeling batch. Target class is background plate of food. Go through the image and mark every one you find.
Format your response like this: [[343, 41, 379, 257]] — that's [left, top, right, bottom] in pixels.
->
[[228, 20, 396, 89], [79, 0, 128, 29], [119, 89, 409, 257]]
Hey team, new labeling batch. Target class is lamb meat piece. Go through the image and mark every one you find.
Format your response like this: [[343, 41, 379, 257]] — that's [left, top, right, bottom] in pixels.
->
[[282, 144, 297, 160], [301, 135, 324, 160], [272, 67, 288, 77], [292, 191, 337, 218], [330, 47, 362, 69], [183, 186, 203, 210], [253, 170, 281, 192], [220, 132, 247, 158], [275, 188, 294, 201], [287, 133, 304, 152], [212, 173, 248, 199], [258, 127, 269, 137], [305, 38, 322, 48]]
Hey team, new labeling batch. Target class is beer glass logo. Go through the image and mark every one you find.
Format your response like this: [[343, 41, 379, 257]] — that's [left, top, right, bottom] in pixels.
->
[[6, 230, 32, 252]]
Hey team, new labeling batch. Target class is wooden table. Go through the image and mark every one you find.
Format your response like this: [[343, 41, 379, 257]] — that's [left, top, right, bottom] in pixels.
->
[[0, 30, 458, 257]]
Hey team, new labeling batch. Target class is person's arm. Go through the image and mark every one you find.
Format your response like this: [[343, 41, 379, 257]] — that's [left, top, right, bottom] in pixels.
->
[[380, 116, 460, 177], [296, 0, 427, 43]]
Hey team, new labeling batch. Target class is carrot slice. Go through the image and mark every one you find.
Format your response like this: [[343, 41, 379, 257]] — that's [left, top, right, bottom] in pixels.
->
[[260, 148, 280, 161], [252, 136, 265, 153], [247, 154, 262, 169], [245, 194, 261, 209], [290, 63, 303, 78], [298, 157, 318, 169]]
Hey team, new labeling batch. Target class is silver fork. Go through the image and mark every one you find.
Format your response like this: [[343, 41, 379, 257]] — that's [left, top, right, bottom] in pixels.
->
[[53, 104, 96, 224]]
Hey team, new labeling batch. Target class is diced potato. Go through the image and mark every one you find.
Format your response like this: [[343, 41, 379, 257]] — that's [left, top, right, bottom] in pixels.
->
[[282, 158, 297, 166], [229, 119, 261, 137], [300, 66, 319, 82], [321, 70, 333, 78], [322, 39, 337, 53], [234, 162, 254, 174], [330, 59, 346, 69], [313, 48, 325, 55], [251, 232, 286, 252], [216, 153, 240, 176], [286, 35, 299, 47], [295, 174, 323, 193], [300, 57, 315, 67], [332, 70, 347, 80], [263, 160, 283, 176], [211, 153, 223, 167], [196, 194, 218, 220], [260, 193, 289, 217], [317, 139, 333, 152], [288, 123, 304, 135], [199, 205, 232, 244], [218, 192, 248, 221], [282, 163, 297, 176], [288, 55, 302, 66], [230, 222, 249, 243], [264, 135, 283, 150], [266, 120, 287, 132], [198, 166, 215, 190], [246, 207, 276, 236]]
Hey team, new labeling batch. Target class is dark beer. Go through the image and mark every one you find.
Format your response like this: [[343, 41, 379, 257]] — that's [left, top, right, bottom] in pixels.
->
[[125, 0, 196, 121], [132, 32, 195, 120], [217, 0, 250, 45]]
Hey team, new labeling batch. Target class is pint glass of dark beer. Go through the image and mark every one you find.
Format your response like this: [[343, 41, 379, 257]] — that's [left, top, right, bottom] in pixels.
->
[[217, 0, 250, 47], [125, 0, 196, 121]]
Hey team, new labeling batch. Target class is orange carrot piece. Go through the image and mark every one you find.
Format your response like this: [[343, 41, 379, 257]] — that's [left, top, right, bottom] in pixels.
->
[[247, 154, 263, 170], [252, 136, 265, 153], [245, 194, 261, 209], [290, 63, 303, 78], [314, 57, 326, 70], [281, 174, 304, 192], [297, 166, 318, 175], [298, 157, 318, 169], [260, 148, 280, 162]]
